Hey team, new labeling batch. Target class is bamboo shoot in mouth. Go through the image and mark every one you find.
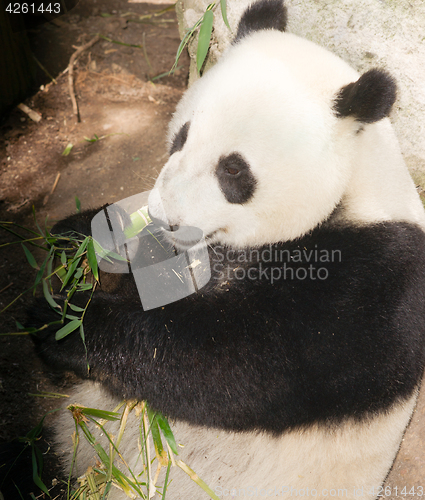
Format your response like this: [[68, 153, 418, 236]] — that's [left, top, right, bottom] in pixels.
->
[[124, 206, 152, 239]]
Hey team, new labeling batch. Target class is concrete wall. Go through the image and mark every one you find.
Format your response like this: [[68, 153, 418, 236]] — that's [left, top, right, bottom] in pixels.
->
[[175, 0, 425, 190]]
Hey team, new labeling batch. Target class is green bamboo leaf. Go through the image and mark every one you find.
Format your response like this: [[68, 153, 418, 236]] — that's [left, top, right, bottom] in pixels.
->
[[77, 420, 142, 496], [77, 283, 93, 291], [75, 195, 81, 213], [75, 236, 89, 258], [161, 457, 172, 500], [177, 460, 220, 500], [220, 0, 231, 30], [103, 481, 113, 499], [32, 205, 44, 237], [87, 239, 99, 281], [34, 250, 52, 287], [55, 319, 82, 340], [60, 256, 81, 290], [62, 143, 73, 156], [42, 280, 61, 311], [31, 447, 49, 495], [26, 414, 46, 440], [65, 314, 80, 320], [74, 267, 83, 280], [78, 407, 121, 421], [68, 303, 85, 312], [171, 27, 194, 73], [55, 266, 66, 281], [156, 412, 178, 455], [197, 9, 214, 74], [146, 406, 164, 458], [92, 239, 128, 262], [78, 420, 97, 445], [47, 252, 53, 280], [79, 325, 87, 358], [21, 243, 38, 269], [60, 251, 66, 266]]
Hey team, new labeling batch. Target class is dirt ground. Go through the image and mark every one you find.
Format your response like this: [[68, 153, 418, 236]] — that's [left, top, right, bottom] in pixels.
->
[[0, 0, 425, 498]]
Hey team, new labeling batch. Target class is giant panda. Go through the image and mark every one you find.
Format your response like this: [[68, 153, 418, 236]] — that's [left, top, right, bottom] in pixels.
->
[[31, 0, 425, 498]]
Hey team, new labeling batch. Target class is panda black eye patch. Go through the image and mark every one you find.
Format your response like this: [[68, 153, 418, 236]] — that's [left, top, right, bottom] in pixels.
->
[[170, 121, 190, 156], [216, 153, 257, 204]]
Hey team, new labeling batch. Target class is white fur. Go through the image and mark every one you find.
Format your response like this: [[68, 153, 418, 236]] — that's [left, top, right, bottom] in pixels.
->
[[56, 381, 417, 499], [148, 31, 425, 249]]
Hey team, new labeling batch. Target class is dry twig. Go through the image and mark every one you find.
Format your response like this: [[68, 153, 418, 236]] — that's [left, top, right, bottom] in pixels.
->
[[68, 35, 100, 122]]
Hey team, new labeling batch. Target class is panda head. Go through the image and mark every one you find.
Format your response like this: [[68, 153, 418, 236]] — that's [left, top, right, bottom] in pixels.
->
[[148, 0, 398, 249]]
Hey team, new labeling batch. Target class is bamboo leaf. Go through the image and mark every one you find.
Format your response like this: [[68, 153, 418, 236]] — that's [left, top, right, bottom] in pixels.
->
[[65, 314, 80, 320], [146, 406, 166, 464], [77, 407, 121, 421], [68, 303, 85, 312], [21, 243, 38, 269], [42, 280, 61, 310], [92, 239, 128, 262], [177, 460, 220, 500], [60, 256, 81, 290], [55, 319, 82, 340], [62, 143, 73, 156], [75, 236, 89, 258], [55, 266, 67, 281], [78, 283, 93, 291], [31, 447, 49, 495], [197, 10, 214, 74], [32, 205, 44, 237], [220, 0, 231, 30], [34, 249, 52, 287], [161, 457, 172, 500], [75, 196, 81, 213], [87, 238, 99, 281], [156, 412, 178, 455], [74, 267, 83, 280]]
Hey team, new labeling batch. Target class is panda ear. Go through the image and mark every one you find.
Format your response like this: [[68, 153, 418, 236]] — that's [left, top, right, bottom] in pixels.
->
[[334, 69, 397, 124], [233, 0, 287, 44]]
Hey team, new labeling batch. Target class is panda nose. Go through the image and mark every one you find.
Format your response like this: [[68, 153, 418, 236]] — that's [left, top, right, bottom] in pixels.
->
[[148, 209, 179, 232]]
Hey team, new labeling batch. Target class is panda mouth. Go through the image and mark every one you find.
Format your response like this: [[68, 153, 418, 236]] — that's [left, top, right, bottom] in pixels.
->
[[160, 226, 221, 250], [160, 225, 205, 250]]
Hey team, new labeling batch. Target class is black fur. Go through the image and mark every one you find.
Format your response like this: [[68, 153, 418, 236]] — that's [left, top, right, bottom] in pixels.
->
[[233, 0, 287, 44], [216, 153, 257, 204], [170, 121, 190, 156], [334, 69, 397, 123], [30, 214, 425, 434]]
